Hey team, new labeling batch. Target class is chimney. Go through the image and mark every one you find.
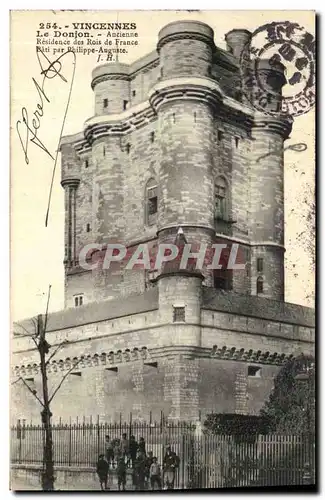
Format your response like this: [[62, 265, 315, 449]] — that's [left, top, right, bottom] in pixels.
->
[[225, 29, 252, 59]]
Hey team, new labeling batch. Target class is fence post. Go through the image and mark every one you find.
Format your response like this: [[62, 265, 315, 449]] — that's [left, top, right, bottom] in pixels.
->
[[97, 415, 100, 460], [68, 417, 72, 467], [18, 423, 22, 464]]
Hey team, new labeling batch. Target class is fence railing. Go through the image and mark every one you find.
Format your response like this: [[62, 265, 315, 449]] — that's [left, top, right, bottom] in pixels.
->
[[10, 421, 315, 488]]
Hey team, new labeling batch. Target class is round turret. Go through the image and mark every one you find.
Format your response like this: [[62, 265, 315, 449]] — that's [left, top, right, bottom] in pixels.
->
[[157, 20, 215, 79], [91, 62, 130, 115]]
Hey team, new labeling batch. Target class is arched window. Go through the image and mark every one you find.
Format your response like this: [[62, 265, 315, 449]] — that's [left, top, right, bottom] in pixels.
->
[[257, 276, 264, 294], [215, 177, 228, 221], [145, 178, 158, 226]]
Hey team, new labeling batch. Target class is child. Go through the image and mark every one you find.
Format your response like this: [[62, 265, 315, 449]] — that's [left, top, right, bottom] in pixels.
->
[[149, 457, 161, 490], [117, 455, 127, 491], [96, 454, 109, 491]]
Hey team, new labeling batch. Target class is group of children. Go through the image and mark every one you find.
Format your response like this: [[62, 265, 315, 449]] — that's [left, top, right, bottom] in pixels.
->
[[96, 440, 179, 491], [96, 452, 162, 491]]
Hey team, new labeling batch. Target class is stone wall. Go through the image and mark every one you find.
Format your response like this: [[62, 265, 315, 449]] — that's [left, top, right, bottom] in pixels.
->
[[10, 465, 134, 491]]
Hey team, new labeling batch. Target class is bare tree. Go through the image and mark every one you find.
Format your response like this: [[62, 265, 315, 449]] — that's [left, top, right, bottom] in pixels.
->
[[12, 285, 80, 491]]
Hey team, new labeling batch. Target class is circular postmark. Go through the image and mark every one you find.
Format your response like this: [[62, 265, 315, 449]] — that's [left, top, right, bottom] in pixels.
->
[[240, 21, 315, 117]]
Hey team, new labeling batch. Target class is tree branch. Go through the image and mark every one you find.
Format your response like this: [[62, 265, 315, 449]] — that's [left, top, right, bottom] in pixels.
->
[[43, 285, 52, 335], [48, 360, 81, 404], [45, 340, 68, 366], [12, 376, 45, 408], [13, 321, 39, 349], [30, 316, 39, 337]]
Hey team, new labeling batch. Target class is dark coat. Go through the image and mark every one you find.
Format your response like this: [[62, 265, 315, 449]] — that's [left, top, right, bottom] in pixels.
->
[[163, 451, 179, 471], [129, 438, 138, 457], [96, 458, 109, 478]]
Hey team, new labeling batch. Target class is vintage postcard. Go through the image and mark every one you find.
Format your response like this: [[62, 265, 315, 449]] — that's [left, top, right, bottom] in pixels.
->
[[10, 10, 315, 491]]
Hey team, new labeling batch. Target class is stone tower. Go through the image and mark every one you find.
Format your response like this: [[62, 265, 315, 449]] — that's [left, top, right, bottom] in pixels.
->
[[60, 20, 291, 308]]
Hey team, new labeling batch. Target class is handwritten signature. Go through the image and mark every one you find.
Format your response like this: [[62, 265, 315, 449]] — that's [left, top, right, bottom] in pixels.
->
[[256, 143, 307, 163], [16, 48, 76, 225], [16, 48, 76, 164]]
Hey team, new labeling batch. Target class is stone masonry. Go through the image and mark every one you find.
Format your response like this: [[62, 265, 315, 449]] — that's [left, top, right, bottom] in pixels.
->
[[12, 21, 314, 423]]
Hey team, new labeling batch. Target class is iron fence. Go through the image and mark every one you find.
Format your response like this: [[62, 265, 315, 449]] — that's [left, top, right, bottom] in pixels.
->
[[10, 420, 315, 488]]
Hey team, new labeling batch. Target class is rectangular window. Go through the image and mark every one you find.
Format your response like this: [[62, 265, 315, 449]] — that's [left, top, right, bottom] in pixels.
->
[[248, 366, 261, 377], [74, 295, 84, 307], [123, 100, 129, 110], [214, 269, 233, 290], [218, 130, 224, 141], [257, 278, 263, 294], [257, 258, 264, 273], [173, 306, 185, 323], [103, 98, 108, 109], [215, 196, 226, 220], [235, 137, 239, 148], [132, 90, 136, 97], [147, 186, 158, 225], [86, 223, 91, 233], [148, 196, 158, 216], [150, 131, 155, 143]]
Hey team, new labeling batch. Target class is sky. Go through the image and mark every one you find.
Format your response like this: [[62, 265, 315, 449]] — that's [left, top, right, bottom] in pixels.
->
[[10, 10, 315, 321]]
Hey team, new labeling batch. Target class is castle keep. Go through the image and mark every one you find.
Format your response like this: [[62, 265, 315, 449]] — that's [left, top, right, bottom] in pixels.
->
[[12, 21, 314, 423]]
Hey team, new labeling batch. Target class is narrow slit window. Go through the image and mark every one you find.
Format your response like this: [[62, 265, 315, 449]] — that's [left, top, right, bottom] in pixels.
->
[[218, 130, 224, 141], [86, 223, 91, 233], [103, 98, 108, 109], [150, 132, 155, 143], [214, 177, 228, 221], [132, 90, 136, 97], [85, 159, 89, 168], [235, 137, 239, 148], [257, 258, 264, 273], [125, 143, 131, 154], [123, 100, 129, 111], [146, 179, 158, 226]]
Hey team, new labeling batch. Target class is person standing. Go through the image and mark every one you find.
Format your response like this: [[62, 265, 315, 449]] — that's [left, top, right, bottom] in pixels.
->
[[129, 435, 138, 468], [149, 457, 162, 490], [113, 439, 121, 468], [134, 450, 147, 490], [104, 435, 114, 469], [96, 454, 109, 491], [145, 451, 154, 486], [138, 436, 146, 455], [120, 433, 129, 461], [117, 456, 127, 491], [163, 446, 180, 490]]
